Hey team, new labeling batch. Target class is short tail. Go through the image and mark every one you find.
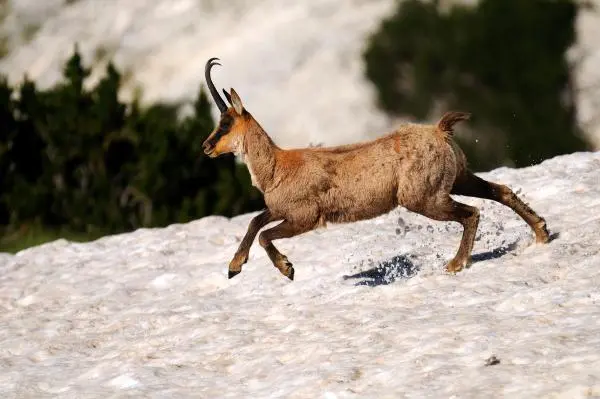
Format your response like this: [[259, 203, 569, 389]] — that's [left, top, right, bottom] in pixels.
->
[[436, 111, 471, 136]]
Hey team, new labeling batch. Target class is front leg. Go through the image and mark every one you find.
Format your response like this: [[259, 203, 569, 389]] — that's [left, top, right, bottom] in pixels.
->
[[258, 219, 316, 280], [229, 209, 278, 278]]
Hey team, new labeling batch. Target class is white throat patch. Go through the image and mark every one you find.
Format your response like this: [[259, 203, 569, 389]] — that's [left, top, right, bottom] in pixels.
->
[[238, 149, 263, 193]]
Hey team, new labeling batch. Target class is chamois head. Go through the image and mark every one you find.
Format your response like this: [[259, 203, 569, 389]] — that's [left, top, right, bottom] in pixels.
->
[[202, 58, 250, 158]]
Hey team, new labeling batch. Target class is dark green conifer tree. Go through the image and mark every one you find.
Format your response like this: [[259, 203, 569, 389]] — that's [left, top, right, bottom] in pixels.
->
[[0, 77, 15, 224], [1, 47, 263, 251]]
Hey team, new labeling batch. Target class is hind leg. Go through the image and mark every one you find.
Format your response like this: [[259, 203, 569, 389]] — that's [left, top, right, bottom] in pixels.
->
[[420, 196, 480, 273], [451, 171, 549, 243]]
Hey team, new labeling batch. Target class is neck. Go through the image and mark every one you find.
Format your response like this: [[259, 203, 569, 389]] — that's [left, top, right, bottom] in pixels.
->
[[240, 120, 279, 193]]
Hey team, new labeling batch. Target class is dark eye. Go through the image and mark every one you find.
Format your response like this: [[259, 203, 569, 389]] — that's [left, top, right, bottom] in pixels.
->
[[219, 115, 233, 131]]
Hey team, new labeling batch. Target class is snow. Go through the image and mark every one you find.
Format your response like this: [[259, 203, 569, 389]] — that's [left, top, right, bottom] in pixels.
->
[[574, 0, 600, 148], [1, 0, 600, 148], [0, 0, 396, 149], [1, 151, 600, 398]]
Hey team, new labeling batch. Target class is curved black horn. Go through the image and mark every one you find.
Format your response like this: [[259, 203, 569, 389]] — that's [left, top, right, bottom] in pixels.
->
[[222, 89, 232, 105], [205, 57, 227, 113]]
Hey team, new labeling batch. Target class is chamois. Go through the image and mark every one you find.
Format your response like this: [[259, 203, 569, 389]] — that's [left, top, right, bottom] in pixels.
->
[[202, 58, 550, 281]]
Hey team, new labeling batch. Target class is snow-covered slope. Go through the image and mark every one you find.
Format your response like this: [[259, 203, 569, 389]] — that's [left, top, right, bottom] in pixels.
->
[[575, 1, 600, 148], [0, 0, 396, 148], [2, 0, 600, 148], [1, 151, 599, 398]]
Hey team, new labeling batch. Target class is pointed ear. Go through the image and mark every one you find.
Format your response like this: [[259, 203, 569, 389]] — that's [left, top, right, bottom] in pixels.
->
[[230, 88, 244, 115]]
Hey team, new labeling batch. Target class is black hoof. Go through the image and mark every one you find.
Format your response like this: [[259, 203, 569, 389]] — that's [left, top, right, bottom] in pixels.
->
[[287, 267, 295, 281], [228, 270, 241, 279]]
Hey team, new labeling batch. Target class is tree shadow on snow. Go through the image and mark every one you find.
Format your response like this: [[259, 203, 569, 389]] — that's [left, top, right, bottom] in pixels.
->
[[343, 254, 419, 287]]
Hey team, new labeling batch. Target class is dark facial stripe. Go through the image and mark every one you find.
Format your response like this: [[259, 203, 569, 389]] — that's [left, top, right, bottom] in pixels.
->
[[208, 114, 234, 147]]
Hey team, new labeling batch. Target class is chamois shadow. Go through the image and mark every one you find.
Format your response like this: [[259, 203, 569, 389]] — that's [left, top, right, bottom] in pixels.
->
[[470, 240, 520, 263], [470, 231, 558, 263], [343, 254, 419, 287], [344, 233, 557, 287]]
